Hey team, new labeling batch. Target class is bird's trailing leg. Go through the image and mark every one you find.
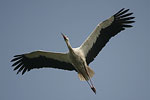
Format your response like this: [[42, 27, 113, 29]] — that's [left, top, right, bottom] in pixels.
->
[[86, 79, 96, 94], [79, 70, 96, 94], [89, 78, 96, 94], [84, 67, 96, 94]]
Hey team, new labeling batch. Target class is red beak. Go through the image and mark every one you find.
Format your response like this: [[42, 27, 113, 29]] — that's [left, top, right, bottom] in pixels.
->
[[61, 33, 67, 40]]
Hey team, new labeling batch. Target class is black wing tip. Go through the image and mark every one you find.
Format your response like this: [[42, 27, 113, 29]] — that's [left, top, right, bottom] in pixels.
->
[[14, 54, 22, 57], [119, 8, 126, 12], [11, 54, 24, 62], [15, 66, 28, 75], [114, 8, 135, 28], [122, 25, 133, 28], [11, 57, 22, 62], [115, 8, 132, 16], [11, 54, 28, 75], [22, 70, 26, 75], [16, 68, 27, 75]]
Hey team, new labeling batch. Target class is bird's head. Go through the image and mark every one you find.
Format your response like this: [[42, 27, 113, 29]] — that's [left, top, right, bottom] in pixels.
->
[[61, 33, 69, 42], [61, 33, 72, 50]]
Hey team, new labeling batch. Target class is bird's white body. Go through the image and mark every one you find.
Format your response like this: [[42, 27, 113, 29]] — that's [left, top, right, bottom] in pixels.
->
[[68, 48, 93, 81], [11, 8, 135, 94], [69, 48, 85, 71]]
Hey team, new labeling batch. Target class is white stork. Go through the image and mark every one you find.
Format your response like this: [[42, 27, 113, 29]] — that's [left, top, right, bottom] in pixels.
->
[[11, 8, 135, 94]]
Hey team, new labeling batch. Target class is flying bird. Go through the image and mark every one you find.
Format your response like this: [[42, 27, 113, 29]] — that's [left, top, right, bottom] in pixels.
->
[[11, 8, 135, 94]]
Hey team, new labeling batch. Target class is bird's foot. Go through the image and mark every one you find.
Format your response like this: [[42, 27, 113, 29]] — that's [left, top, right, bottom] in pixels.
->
[[91, 86, 96, 94]]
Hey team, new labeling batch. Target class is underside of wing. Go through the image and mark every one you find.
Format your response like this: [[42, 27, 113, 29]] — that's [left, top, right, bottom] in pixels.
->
[[11, 50, 76, 75], [80, 8, 135, 65]]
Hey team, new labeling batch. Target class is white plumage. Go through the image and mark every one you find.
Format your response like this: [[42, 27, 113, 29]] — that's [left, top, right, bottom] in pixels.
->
[[11, 8, 135, 94]]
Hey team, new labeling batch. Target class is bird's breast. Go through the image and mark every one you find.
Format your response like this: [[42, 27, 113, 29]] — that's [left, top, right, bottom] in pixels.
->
[[69, 50, 86, 72]]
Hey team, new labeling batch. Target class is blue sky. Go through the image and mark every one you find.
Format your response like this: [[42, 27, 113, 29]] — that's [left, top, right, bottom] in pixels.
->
[[0, 0, 149, 100]]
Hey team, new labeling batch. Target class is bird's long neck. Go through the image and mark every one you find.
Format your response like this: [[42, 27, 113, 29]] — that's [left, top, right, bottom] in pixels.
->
[[65, 40, 73, 52]]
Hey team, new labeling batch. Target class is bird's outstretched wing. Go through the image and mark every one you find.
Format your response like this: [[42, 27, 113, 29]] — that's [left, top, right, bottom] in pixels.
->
[[11, 50, 75, 75], [80, 8, 135, 65]]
